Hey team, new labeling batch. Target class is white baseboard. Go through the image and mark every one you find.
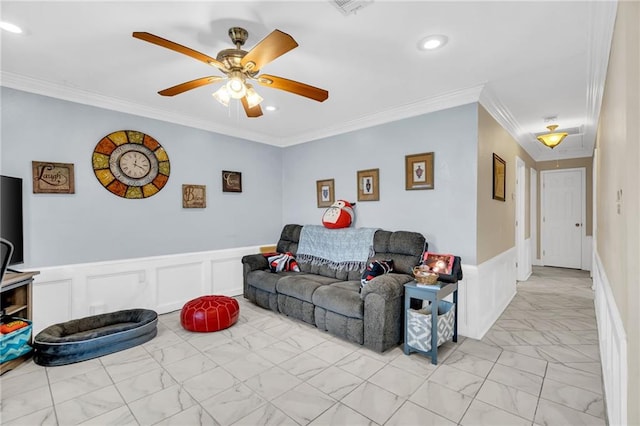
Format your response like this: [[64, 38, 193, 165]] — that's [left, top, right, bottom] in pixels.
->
[[31, 245, 265, 336], [457, 248, 517, 340], [593, 251, 627, 426]]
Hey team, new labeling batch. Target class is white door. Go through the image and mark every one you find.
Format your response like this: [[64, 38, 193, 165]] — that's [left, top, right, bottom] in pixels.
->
[[541, 168, 584, 269], [530, 168, 538, 265], [515, 157, 529, 280]]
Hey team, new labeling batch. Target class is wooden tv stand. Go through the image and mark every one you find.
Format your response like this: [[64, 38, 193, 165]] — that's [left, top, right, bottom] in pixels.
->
[[1, 271, 39, 374]]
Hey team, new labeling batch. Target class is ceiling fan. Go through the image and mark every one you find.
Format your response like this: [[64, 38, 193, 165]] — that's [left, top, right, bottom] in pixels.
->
[[132, 27, 329, 118]]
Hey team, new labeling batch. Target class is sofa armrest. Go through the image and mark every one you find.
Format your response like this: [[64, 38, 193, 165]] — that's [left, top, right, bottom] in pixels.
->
[[360, 273, 413, 301], [241, 254, 269, 272]]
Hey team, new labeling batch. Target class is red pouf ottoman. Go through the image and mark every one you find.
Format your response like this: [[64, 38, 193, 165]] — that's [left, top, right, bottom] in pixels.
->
[[180, 295, 240, 332]]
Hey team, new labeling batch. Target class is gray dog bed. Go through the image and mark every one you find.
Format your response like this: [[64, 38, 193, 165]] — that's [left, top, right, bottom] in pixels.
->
[[33, 308, 158, 367]]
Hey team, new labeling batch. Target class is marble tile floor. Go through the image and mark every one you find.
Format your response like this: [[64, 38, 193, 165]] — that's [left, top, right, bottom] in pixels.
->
[[0, 266, 606, 425]]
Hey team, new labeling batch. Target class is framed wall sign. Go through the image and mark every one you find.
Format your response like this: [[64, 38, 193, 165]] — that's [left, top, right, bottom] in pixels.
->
[[405, 152, 434, 190], [357, 168, 379, 201], [316, 178, 335, 208], [182, 184, 206, 208], [493, 153, 506, 201], [32, 161, 75, 194], [222, 170, 242, 192]]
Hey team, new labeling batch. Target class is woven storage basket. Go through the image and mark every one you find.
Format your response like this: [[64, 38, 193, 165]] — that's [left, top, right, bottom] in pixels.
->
[[406, 301, 455, 352], [413, 265, 438, 284]]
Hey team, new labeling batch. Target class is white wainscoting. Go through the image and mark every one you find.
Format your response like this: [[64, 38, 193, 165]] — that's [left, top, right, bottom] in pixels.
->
[[519, 237, 532, 281], [582, 235, 593, 272], [457, 247, 517, 339], [31, 245, 263, 336], [31, 244, 517, 344], [593, 251, 627, 426]]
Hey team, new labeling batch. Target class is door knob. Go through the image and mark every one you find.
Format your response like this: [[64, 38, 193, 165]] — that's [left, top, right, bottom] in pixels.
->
[[575, 223, 581, 227]]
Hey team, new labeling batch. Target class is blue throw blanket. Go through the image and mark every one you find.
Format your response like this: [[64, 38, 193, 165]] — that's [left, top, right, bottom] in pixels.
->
[[297, 225, 378, 271]]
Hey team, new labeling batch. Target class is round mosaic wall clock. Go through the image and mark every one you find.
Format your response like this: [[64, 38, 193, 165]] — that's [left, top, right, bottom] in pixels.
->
[[92, 130, 170, 199]]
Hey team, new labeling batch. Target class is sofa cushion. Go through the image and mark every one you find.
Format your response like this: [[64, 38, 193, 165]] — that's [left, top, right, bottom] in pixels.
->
[[247, 270, 296, 294], [276, 224, 301, 255], [299, 262, 361, 281], [312, 281, 363, 319], [371, 230, 425, 274], [276, 274, 340, 303]]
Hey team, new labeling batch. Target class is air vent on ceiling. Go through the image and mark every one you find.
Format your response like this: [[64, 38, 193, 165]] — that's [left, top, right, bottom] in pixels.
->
[[330, 0, 373, 16], [534, 125, 583, 137]]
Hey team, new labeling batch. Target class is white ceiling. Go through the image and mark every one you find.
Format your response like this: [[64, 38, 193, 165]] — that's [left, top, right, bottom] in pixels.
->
[[0, 1, 617, 161]]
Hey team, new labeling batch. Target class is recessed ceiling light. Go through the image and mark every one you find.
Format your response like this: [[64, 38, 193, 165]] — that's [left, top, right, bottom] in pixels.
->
[[417, 34, 448, 51], [0, 21, 23, 34], [264, 105, 278, 112]]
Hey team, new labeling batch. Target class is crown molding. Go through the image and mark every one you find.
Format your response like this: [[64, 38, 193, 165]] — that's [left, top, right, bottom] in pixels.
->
[[584, 0, 617, 149], [479, 84, 548, 161], [480, 1, 617, 164], [1, 71, 483, 148], [0, 71, 279, 146], [279, 84, 485, 146]]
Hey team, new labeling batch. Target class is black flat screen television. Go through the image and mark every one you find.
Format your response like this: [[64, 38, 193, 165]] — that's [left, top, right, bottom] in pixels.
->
[[1, 175, 24, 266]]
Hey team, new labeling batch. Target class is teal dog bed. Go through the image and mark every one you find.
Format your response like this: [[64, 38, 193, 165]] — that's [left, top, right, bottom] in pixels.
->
[[33, 309, 157, 366]]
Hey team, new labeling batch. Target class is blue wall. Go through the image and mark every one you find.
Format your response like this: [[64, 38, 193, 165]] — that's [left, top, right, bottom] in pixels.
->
[[2, 87, 480, 267], [282, 103, 479, 264], [1, 88, 284, 267]]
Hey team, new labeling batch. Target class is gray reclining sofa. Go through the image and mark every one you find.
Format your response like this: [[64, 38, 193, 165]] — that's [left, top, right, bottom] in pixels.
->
[[241, 224, 426, 352]]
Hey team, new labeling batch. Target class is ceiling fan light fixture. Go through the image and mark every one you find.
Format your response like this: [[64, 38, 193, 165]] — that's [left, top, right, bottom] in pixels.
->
[[212, 86, 231, 107], [226, 71, 247, 99], [245, 84, 264, 109], [536, 124, 568, 149]]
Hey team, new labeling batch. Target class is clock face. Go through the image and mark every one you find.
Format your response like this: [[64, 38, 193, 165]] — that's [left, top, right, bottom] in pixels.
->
[[92, 130, 170, 199], [119, 151, 150, 179]]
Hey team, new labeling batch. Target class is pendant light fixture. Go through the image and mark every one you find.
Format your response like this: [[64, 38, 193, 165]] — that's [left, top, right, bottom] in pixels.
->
[[536, 124, 568, 149]]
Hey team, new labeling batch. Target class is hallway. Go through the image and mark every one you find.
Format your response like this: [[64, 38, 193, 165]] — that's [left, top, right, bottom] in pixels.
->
[[477, 266, 605, 424]]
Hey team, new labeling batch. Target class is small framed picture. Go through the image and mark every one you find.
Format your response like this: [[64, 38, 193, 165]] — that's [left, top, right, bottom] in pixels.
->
[[492, 153, 506, 202], [182, 184, 206, 208], [316, 178, 335, 208], [32, 161, 75, 194], [357, 168, 379, 201], [405, 152, 434, 190], [222, 170, 242, 192]]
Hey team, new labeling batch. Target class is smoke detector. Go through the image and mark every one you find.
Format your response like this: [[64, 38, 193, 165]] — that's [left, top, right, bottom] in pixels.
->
[[330, 0, 373, 16]]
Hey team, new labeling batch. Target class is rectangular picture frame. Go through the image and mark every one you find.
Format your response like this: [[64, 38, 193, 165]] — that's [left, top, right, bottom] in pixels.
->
[[182, 184, 206, 208], [222, 170, 242, 193], [357, 168, 379, 201], [405, 152, 434, 190], [316, 178, 335, 208], [32, 161, 75, 194], [493, 153, 506, 201]]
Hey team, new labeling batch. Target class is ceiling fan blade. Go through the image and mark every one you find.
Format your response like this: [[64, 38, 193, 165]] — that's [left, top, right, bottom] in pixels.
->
[[132, 32, 227, 71], [241, 97, 263, 118], [241, 30, 298, 72], [158, 76, 225, 96], [257, 74, 328, 102]]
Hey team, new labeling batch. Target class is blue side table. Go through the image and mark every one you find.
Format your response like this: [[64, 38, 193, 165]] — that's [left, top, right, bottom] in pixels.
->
[[403, 281, 458, 364]]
